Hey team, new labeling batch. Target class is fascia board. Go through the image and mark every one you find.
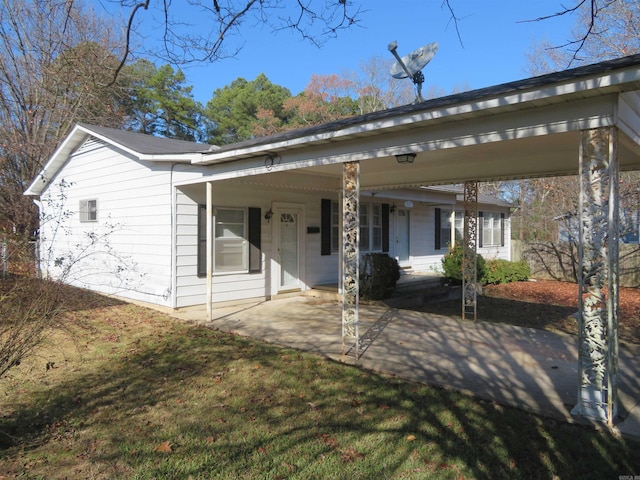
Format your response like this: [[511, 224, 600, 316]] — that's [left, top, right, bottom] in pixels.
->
[[24, 124, 198, 196], [138, 153, 204, 162], [618, 91, 640, 148], [24, 124, 90, 195]]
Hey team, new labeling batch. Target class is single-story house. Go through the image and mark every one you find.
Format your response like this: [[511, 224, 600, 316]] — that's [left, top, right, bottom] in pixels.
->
[[24, 53, 640, 422], [24, 123, 511, 309]]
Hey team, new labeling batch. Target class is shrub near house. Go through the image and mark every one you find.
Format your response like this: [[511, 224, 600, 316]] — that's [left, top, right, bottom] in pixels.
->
[[484, 259, 530, 285], [442, 245, 529, 285], [441, 245, 486, 285]]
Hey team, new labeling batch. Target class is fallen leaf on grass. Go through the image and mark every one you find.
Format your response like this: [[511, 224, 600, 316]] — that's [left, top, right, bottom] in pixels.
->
[[406, 435, 416, 442], [318, 434, 339, 449], [340, 447, 364, 462], [155, 441, 173, 453]]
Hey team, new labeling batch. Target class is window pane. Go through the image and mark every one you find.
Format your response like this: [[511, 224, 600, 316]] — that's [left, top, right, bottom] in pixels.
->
[[372, 204, 381, 226], [215, 239, 247, 271], [217, 209, 244, 224], [216, 224, 244, 238], [360, 204, 369, 226], [453, 212, 463, 242], [331, 201, 340, 253], [360, 226, 369, 251], [372, 228, 382, 250], [482, 213, 502, 246], [215, 208, 247, 272], [87, 200, 97, 221], [440, 209, 452, 248]]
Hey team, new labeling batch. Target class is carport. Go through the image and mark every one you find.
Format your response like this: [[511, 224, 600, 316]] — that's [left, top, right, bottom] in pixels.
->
[[190, 54, 640, 425]]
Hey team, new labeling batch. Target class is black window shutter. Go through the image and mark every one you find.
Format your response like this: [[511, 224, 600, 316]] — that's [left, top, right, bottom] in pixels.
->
[[501, 213, 505, 247], [382, 203, 390, 253], [478, 211, 484, 248], [434, 208, 442, 250], [248, 207, 261, 273], [321, 199, 331, 256]]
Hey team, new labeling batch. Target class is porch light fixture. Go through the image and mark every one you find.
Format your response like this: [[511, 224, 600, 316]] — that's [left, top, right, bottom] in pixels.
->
[[264, 208, 274, 223], [395, 152, 416, 164]]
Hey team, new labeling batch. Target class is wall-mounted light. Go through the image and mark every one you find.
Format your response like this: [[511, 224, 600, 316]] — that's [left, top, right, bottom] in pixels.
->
[[264, 208, 273, 223], [395, 152, 416, 164]]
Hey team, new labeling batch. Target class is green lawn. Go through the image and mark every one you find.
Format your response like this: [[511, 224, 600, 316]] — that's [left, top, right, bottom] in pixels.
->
[[0, 298, 638, 479]]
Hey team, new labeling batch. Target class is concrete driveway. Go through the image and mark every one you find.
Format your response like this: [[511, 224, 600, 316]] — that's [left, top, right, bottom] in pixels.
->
[[166, 295, 640, 441]]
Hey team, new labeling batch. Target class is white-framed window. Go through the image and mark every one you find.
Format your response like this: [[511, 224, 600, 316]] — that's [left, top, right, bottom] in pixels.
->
[[325, 200, 387, 254], [438, 209, 463, 249], [359, 203, 369, 251], [79, 199, 97, 222], [359, 202, 383, 252], [372, 204, 382, 251], [198, 205, 261, 276], [481, 212, 504, 247], [214, 208, 248, 273]]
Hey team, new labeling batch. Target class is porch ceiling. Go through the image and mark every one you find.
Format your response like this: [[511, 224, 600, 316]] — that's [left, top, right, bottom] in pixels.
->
[[299, 129, 640, 188]]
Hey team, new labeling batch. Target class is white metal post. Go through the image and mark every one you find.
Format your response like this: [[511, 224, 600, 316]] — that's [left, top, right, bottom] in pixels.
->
[[206, 181, 213, 322], [573, 127, 619, 425], [342, 161, 360, 358]]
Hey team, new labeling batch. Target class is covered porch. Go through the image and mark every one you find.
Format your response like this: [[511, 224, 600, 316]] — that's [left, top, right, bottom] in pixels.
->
[[183, 54, 640, 425]]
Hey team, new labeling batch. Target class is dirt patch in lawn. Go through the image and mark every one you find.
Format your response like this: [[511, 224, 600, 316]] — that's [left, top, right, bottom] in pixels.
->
[[416, 279, 640, 346]]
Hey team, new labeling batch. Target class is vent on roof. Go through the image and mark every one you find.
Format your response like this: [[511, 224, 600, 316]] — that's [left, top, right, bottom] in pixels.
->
[[77, 137, 108, 154]]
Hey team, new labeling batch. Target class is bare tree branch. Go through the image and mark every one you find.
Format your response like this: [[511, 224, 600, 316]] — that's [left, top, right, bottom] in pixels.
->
[[441, 0, 464, 48], [111, 0, 150, 86]]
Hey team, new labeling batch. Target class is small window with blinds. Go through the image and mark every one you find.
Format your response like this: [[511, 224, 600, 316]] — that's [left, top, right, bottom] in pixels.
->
[[79, 199, 98, 222]]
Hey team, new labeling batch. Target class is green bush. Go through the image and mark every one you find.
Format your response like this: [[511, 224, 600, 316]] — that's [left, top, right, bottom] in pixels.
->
[[441, 245, 486, 285], [484, 259, 531, 285], [360, 253, 400, 300]]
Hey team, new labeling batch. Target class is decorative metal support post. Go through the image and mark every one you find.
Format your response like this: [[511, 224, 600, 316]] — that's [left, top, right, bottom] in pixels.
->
[[342, 161, 360, 359], [462, 181, 478, 321], [572, 127, 619, 425]]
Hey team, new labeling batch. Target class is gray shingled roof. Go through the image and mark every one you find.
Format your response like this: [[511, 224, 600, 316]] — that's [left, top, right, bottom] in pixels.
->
[[425, 185, 514, 207], [78, 123, 215, 154]]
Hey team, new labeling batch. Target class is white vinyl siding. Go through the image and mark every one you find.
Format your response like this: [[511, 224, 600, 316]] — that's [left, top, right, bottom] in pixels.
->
[[38, 137, 204, 308]]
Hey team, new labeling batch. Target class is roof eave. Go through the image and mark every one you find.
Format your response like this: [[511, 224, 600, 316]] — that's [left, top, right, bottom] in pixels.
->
[[193, 60, 640, 166], [24, 124, 90, 196], [24, 124, 202, 196]]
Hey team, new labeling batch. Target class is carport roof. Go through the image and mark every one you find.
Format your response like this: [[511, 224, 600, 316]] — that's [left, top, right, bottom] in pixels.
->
[[206, 53, 640, 156], [191, 53, 640, 189]]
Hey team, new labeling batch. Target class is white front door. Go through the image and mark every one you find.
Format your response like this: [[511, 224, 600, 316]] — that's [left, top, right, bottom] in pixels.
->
[[396, 209, 410, 267], [278, 210, 300, 290]]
